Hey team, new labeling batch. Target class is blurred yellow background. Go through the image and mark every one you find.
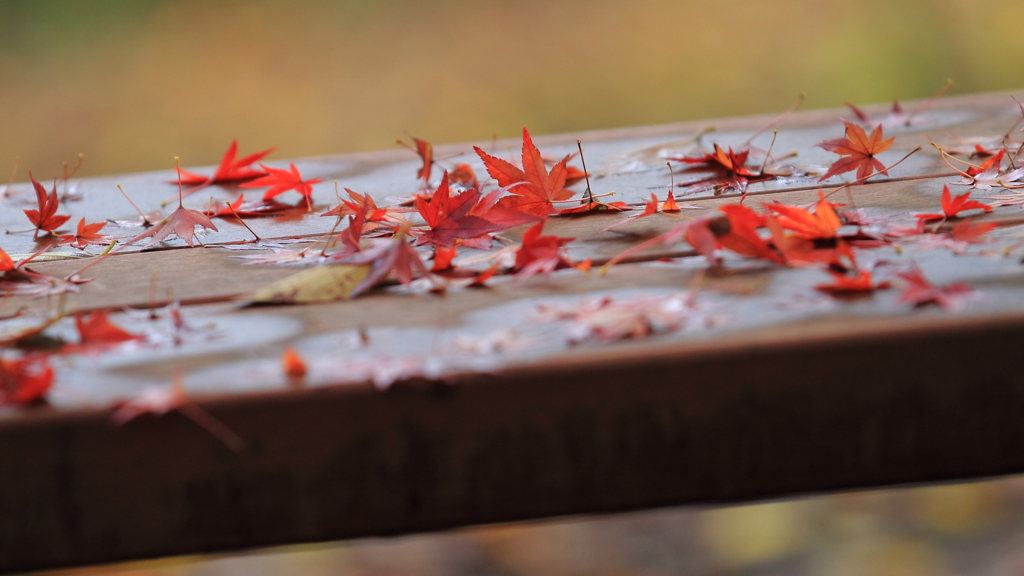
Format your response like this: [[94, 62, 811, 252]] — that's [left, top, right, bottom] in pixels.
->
[[3, 0, 1023, 179]]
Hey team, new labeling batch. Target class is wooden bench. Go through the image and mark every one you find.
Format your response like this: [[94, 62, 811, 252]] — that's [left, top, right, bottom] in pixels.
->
[[2, 90, 1024, 573]]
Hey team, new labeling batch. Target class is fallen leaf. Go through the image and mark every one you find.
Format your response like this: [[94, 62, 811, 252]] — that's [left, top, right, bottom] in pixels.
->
[[0, 355, 54, 405], [897, 268, 973, 310], [124, 196, 219, 248], [817, 120, 895, 182], [57, 218, 112, 249], [514, 220, 575, 280], [249, 263, 372, 304], [670, 144, 775, 192], [397, 136, 434, 183], [474, 128, 575, 215], [65, 310, 144, 354], [175, 140, 274, 186], [204, 194, 295, 218], [534, 291, 700, 343], [915, 185, 992, 221], [0, 247, 14, 272], [414, 172, 508, 248], [765, 191, 841, 240], [240, 162, 323, 207], [24, 173, 71, 239]]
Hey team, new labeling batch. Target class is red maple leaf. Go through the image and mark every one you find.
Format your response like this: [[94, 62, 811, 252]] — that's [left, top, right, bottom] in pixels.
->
[[915, 186, 992, 221], [24, 173, 71, 239], [397, 137, 434, 183], [513, 220, 575, 280], [474, 128, 575, 215], [64, 310, 144, 354], [897, 268, 973, 310], [57, 218, 112, 249], [240, 163, 323, 208], [321, 188, 411, 233], [175, 140, 274, 186], [817, 120, 895, 181], [815, 269, 890, 295], [414, 172, 509, 248], [0, 355, 54, 405]]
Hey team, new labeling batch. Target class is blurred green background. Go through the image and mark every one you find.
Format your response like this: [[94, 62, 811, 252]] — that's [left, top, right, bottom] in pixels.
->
[[11, 1, 1024, 574], [2, 0, 1022, 179]]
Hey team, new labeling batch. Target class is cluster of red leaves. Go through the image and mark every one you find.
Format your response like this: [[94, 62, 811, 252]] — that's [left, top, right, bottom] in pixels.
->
[[6, 91, 1021, 411], [413, 171, 540, 249]]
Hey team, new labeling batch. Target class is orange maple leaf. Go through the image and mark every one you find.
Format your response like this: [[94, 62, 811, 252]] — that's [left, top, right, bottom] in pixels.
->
[[817, 120, 895, 181], [0, 247, 14, 272], [58, 218, 112, 249], [474, 128, 575, 215], [765, 192, 841, 240]]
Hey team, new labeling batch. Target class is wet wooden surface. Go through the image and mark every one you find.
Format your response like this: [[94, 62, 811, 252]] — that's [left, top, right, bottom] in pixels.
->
[[3, 90, 1024, 572]]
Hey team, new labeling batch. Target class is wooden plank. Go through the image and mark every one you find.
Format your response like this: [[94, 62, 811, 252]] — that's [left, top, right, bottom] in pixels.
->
[[2, 90, 1024, 572]]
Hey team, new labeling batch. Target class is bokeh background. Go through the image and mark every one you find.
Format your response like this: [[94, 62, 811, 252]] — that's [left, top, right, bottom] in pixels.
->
[[11, 0, 1024, 574], [3, 0, 1023, 179]]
